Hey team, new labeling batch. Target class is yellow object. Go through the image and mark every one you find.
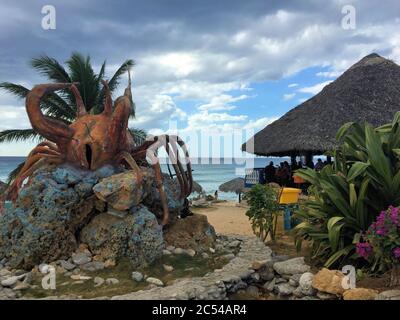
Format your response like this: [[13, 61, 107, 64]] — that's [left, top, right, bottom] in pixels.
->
[[279, 187, 301, 204]]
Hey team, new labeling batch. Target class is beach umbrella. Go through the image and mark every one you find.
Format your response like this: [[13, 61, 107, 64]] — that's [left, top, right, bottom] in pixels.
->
[[219, 177, 245, 201], [191, 181, 204, 194]]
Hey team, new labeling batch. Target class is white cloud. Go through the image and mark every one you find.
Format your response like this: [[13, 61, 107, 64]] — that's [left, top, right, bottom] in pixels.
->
[[132, 94, 186, 130], [283, 93, 295, 101], [198, 94, 250, 111], [0, 105, 31, 130], [288, 83, 298, 88], [297, 80, 333, 95]]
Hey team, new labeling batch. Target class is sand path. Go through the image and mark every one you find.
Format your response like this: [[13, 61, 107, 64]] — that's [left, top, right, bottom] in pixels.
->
[[190, 201, 254, 236]]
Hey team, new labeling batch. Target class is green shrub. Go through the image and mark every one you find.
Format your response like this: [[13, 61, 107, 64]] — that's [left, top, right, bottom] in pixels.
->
[[245, 184, 280, 242], [294, 112, 400, 268]]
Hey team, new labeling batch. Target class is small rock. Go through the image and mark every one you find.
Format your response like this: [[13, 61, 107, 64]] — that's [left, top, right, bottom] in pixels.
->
[[316, 291, 338, 300], [201, 253, 210, 259], [72, 252, 92, 265], [166, 245, 175, 251], [375, 290, 400, 300], [94, 277, 105, 287], [246, 285, 260, 298], [1, 276, 19, 287], [162, 249, 172, 256], [131, 272, 144, 282], [0, 269, 11, 277], [14, 269, 26, 276], [22, 272, 33, 285], [56, 266, 66, 274], [292, 286, 304, 298], [275, 277, 287, 284], [252, 260, 268, 270], [222, 253, 235, 261], [146, 277, 163, 286], [299, 272, 316, 296], [59, 260, 76, 271], [173, 248, 185, 254], [289, 274, 302, 287], [276, 283, 295, 296], [81, 261, 105, 272], [105, 278, 119, 285], [229, 240, 241, 248], [13, 281, 30, 291], [273, 257, 310, 276], [104, 259, 116, 268], [1, 288, 16, 299], [209, 248, 216, 253], [39, 264, 51, 274], [343, 288, 378, 300], [264, 278, 276, 292], [163, 265, 174, 272], [185, 249, 196, 257]]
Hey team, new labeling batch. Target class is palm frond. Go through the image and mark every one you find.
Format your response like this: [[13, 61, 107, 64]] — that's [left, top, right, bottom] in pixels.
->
[[129, 127, 147, 146], [0, 129, 41, 143], [7, 161, 26, 184], [66, 52, 99, 111], [107, 59, 135, 93], [0, 82, 29, 99], [0, 82, 76, 120], [30, 55, 71, 83], [93, 60, 107, 114]]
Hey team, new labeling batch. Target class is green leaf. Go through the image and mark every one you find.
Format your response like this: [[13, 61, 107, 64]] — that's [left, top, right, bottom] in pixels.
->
[[324, 245, 353, 268], [336, 122, 355, 141], [347, 162, 369, 182], [327, 217, 344, 252]]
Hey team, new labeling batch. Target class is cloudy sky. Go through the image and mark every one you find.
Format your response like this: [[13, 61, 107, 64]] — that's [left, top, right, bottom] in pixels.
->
[[0, 0, 399, 156]]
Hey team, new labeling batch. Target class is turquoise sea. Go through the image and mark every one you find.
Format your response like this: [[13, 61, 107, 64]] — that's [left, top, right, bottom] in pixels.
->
[[0, 156, 290, 201]]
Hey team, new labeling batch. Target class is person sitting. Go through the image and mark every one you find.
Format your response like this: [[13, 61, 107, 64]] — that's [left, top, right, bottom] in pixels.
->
[[264, 161, 276, 183], [315, 158, 324, 171]]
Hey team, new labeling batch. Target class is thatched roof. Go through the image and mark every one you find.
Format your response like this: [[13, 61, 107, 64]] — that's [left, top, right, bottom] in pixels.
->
[[242, 53, 400, 156], [191, 181, 204, 194], [219, 177, 245, 194]]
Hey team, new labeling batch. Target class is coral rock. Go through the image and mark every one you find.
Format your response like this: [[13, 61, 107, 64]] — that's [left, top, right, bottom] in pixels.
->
[[343, 288, 378, 300], [312, 268, 345, 295]]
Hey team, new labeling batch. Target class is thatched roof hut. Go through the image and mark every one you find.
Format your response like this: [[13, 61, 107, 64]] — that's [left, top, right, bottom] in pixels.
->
[[242, 53, 400, 157], [191, 181, 204, 194], [219, 177, 245, 194]]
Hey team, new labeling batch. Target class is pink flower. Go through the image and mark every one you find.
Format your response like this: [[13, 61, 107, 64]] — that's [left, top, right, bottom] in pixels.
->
[[356, 242, 373, 260], [393, 247, 400, 259]]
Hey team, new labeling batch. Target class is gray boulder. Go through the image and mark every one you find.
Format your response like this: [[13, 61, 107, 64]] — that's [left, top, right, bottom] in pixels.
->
[[273, 257, 310, 276]]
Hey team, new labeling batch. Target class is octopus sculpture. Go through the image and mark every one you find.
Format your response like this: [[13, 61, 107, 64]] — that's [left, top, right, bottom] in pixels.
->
[[1, 73, 193, 225]]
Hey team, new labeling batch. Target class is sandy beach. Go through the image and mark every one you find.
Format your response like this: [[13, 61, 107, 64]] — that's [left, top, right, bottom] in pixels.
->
[[191, 201, 254, 236]]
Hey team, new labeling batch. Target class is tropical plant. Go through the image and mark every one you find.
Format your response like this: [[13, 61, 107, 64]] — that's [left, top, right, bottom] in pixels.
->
[[356, 206, 400, 286], [294, 112, 400, 268], [0, 52, 147, 182], [244, 184, 280, 242]]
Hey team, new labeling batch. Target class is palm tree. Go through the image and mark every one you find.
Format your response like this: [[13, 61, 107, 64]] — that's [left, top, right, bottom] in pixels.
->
[[0, 52, 147, 182]]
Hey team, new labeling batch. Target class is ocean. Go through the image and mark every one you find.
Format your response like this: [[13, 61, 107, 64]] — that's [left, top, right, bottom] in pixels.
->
[[0, 156, 290, 201]]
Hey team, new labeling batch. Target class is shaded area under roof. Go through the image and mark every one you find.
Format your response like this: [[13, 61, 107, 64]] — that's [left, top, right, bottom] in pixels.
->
[[242, 53, 400, 157]]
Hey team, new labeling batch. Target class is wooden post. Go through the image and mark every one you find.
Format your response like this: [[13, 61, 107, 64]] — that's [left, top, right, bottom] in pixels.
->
[[290, 154, 297, 166], [305, 151, 314, 168]]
